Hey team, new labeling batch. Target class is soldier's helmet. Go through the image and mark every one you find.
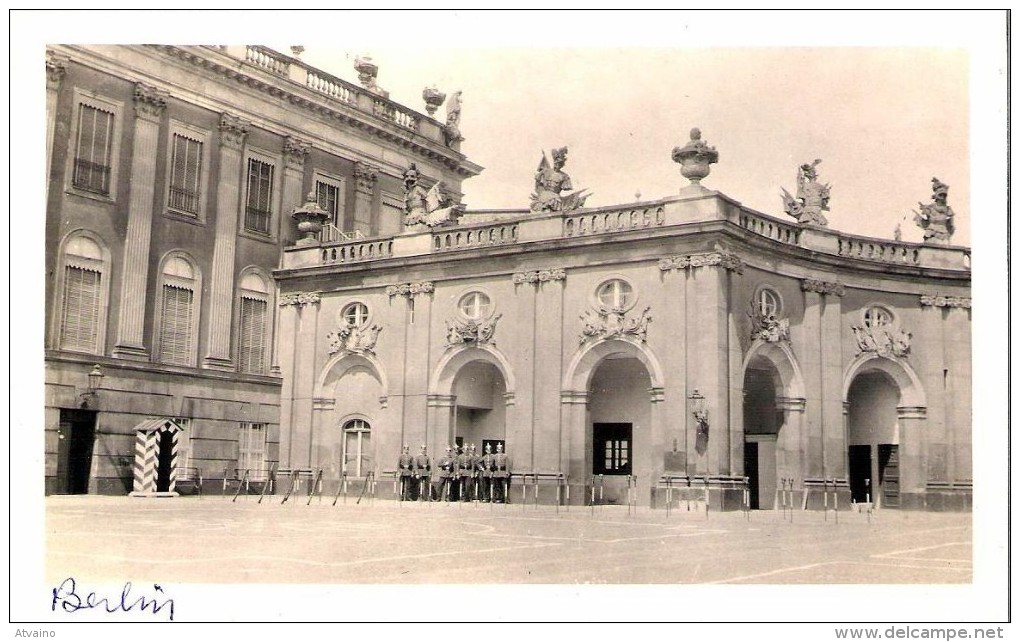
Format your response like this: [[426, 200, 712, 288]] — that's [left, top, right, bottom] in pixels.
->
[[420, 444, 427, 453], [401, 445, 409, 452], [485, 443, 492, 452], [496, 442, 504, 452]]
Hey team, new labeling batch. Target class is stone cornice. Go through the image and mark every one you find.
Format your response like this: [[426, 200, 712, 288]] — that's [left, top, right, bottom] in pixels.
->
[[512, 268, 566, 285], [920, 293, 971, 308], [133, 82, 169, 121], [658, 250, 743, 274], [148, 45, 481, 177], [800, 278, 845, 297]]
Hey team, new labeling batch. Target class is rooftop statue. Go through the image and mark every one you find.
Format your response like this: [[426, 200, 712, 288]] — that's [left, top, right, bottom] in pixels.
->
[[444, 90, 464, 146], [671, 128, 719, 186], [781, 159, 831, 227], [530, 147, 591, 213], [403, 163, 460, 229], [913, 177, 955, 244]]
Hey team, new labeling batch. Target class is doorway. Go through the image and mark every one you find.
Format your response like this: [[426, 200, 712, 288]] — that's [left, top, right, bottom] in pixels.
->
[[744, 442, 759, 508], [848, 444, 872, 503], [592, 423, 632, 476], [156, 429, 174, 492], [57, 409, 96, 494]]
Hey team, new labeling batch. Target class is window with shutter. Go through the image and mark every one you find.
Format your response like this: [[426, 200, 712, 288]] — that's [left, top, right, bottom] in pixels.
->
[[244, 158, 274, 234], [159, 284, 194, 365], [73, 104, 114, 195], [59, 265, 101, 352], [168, 133, 202, 214], [238, 296, 267, 374]]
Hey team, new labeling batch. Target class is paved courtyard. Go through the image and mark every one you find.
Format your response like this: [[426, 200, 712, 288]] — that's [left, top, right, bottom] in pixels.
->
[[45, 493, 971, 586]]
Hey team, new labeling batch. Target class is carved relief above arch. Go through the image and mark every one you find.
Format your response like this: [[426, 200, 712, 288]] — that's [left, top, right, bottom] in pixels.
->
[[562, 336, 666, 395], [430, 344, 516, 398], [841, 352, 926, 410], [741, 338, 806, 400]]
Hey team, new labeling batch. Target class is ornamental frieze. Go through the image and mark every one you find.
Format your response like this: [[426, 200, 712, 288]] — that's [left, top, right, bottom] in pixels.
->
[[800, 279, 845, 297], [851, 324, 912, 358], [512, 268, 566, 285], [385, 281, 434, 298], [445, 314, 502, 347], [279, 292, 321, 306], [658, 251, 743, 274], [579, 306, 652, 345], [920, 294, 971, 308], [327, 322, 382, 356]]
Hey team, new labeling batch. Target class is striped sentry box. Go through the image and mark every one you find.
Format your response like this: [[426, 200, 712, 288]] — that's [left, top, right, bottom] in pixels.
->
[[131, 418, 184, 494]]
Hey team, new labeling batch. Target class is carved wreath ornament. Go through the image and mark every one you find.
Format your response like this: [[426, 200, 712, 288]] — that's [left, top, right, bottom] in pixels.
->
[[578, 306, 652, 345], [326, 322, 382, 356]]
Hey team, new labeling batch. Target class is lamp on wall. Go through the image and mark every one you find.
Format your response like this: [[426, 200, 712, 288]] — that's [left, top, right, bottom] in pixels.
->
[[79, 364, 104, 408], [689, 388, 709, 435]]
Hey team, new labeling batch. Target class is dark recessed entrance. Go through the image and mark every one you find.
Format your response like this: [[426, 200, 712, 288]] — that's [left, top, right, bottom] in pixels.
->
[[156, 429, 174, 492], [593, 423, 632, 476], [57, 409, 97, 494]]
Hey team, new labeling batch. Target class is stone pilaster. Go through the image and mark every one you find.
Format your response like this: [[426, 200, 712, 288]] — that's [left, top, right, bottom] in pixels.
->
[[202, 113, 249, 370], [352, 162, 378, 235], [46, 53, 69, 185], [112, 82, 169, 360], [282, 136, 310, 244], [277, 292, 320, 468], [799, 278, 845, 480]]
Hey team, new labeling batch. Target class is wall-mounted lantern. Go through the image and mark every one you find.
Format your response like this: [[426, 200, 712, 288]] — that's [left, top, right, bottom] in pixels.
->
[[690, 388, 709, 435], [79, 364, 104, 408]]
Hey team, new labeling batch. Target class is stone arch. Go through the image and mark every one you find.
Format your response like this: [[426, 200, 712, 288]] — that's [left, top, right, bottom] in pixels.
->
[[842, 352, 926, 410], [741, 339, 806, 400], [430, 344, 516, 398], [562, 337, 665, 393], [315, 351, 388, 401]]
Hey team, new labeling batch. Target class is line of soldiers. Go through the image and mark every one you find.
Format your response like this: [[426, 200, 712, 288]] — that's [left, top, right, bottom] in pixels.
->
[[397, 442, 512, 502]]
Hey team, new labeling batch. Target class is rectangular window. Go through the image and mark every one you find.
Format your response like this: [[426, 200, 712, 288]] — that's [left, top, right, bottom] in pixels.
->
[[592, 423, 632, 475], [237, 296, 267, 374], [175, 418, 193, 472], [59, 265, 101, 353], [72, 104, 114, 195], [239, 423, 267, 481], [316, 180, 340, 227], [159, 284, 194, 365], [244, 158, 274, 234], [168, 134, 203, 214]]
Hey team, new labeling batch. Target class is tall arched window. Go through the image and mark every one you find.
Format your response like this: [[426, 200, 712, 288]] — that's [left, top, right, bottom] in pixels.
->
[[56, 232, 111, 354], [156, 253, 201, 366], [237, 271, 270, 374], [342, 418, 372, 477]]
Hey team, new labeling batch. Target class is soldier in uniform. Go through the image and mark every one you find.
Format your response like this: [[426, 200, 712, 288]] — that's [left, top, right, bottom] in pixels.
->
[[493, 442, 511, 503], [397, 445, 414, 501], [414, 444, 432, 502], [479, 443, 495, 502], [437, 446, 456, 502], [457, 443, 474, 502]]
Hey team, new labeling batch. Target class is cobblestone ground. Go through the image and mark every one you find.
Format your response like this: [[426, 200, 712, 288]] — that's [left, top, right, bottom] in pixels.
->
[[46, 494, 971, 586]]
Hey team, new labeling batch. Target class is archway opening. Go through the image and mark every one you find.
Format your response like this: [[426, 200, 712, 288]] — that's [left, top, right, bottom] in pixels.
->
[[743, 359, 781, 509], [452, 360, 507, 453], [322, 363, 381, 480], [588, 355, 651, 504], [847, 370, 900, 508]]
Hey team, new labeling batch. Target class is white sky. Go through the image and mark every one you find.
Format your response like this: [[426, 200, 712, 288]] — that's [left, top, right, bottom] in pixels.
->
[[297, 45, 970, 245]]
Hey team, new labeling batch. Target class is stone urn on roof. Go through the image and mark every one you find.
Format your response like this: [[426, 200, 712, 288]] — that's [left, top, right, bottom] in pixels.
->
[[672, 128, 719, 188]]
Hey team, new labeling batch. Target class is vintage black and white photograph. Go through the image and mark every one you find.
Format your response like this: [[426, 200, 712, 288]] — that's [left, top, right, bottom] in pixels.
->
[[11, 8, 1010, 632]]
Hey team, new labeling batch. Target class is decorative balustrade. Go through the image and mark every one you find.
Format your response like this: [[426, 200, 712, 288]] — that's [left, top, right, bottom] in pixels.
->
[[306, 71, 356, 104], [563, 205, 665, 237], [433, 223, 519, 251], [837, 237, 920, 265], [372, 98, 419, 131], [245, 46, 290, 76], [738, 211, 801, 245], [321, 238, 394, 264], [319, 223, 365, 244]]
